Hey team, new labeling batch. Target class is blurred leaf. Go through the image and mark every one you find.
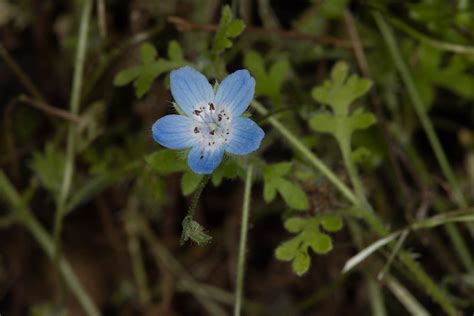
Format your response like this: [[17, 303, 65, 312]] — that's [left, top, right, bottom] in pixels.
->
[[243, 50, 290, 99], [211, 159, 241, 186], [29, 143, 65, 201], [181, 171, 203, 196], [76, 100, 106, 152], [262, 162, 309, 210], [212, 5, 245, 55], [276, 178, 309, 210], [319, 0, 349, 18], [275, 215, 343, 276], [145, 149, 187, 174], [114, 41, 188, 97]]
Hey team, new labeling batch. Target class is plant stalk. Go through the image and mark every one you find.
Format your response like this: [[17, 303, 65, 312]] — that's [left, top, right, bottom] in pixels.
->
[[234, 165, 253, 316]]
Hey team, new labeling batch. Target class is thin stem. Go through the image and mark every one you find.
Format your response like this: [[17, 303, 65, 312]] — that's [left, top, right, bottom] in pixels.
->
[[251, 100, 459, 314], [234, 165, 253, 316], [389, 17, 474, 55], [373, 12, 467, 209], [373, 12, 473, 274], [0, 44, 46, 101], [340, 139, 367, 206], [187, 175, 210, 218], [54, 0, 93, 253], [0, 171, 100, 316], [251, 100, 358, 205]]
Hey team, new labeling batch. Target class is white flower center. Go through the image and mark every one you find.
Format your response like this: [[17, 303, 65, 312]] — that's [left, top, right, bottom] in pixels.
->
[[191, 102, 232, 150]]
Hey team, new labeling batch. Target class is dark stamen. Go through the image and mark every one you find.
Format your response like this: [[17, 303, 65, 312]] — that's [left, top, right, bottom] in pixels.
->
[[208, 102, 215, 111], [209, 130, 215, 135], [218, 114, 222, 121], [193, 110, 202, 116], [194, 127, 199, 133]]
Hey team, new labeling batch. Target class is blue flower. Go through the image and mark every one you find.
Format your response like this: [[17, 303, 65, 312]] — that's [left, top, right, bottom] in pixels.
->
[[152, 66, 265, 174]]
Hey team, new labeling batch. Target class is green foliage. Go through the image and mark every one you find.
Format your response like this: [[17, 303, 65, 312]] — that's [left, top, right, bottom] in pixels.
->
[[181, 171, 203, 196], [415, 44, 474, 106], [262, 162, 309, 211], [180, 215, 212, 246], [212, 5, 245, 55], [275, 215, 343, 275], [243, 50, 289, 100], [309, 61, 375, 147], [113, 41, 187, 97], [29, 143, 65, 201], [145, 149, 187, 174]]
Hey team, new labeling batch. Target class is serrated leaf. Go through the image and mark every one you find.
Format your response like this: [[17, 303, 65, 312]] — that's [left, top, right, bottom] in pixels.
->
[[29, 143, 65, 199], [213, 5, 245, 55], [140, 42, 157, 64], [292, 251, 310, 276], [146, 149, 187, 174], [264, 162, 292, 178], [276, 179, 309, 211], [331, 61, 349, 84], [114, 67, 141, 86], [181, 172, 203, 196], [320, 215, 344, 232]]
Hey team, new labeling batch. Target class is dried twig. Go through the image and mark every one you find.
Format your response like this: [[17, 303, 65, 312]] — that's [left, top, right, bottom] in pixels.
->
[[167, 16, 353, 48], [18, 95, 81, 123]]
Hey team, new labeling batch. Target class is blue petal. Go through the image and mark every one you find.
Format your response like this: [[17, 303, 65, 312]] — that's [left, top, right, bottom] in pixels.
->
[[152, 114, 197, 149], [170, 66, 214, 116], [226, 117, 265, 155], [187, 145, 225, 174], [214, 70, 255, 116]]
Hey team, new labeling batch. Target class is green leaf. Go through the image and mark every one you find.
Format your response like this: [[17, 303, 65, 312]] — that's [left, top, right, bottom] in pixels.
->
[[320, 215, 344, 232], [263, 180, 277, 203], [263, 162, 293, 178], [211, 160, 241, 186], [243, 50, 289, 98], [29, 143, 65, 200], [145, 149, 187, 174], [213, 5, 245, 55], [181, 172, 203, 196], [276, 178, 309, 211], [168, 40, 183, 61], [113, 41, 188, 97], [275, 237, 300, 261], [349, 110, 376, 131], [308, 113, 339, 134], [113, 67, 141, 86], [310, 233, 333, 254], [292, 251, 310, 276], [276, 216, 342, 275], [284, 217, 307, 233], [140, 42, 157, 64]]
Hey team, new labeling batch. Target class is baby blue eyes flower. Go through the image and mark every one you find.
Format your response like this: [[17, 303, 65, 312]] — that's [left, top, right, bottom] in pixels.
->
[[152, 66, 265, 174]]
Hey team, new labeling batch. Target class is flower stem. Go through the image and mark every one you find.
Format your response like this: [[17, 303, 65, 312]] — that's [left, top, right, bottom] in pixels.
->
[[53, 0, 93, 254], [234, 164, 253, 316], [251, 100, 358, 205]]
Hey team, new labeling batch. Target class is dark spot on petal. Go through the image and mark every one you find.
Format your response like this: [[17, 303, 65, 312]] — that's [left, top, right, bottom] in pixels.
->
[[208, 102, 215, 111], [208, 142, 211, 146], [194, 127, 199, 133], [218, 114, 222, 121], [209, 130, 215, 135], [193, 110, 202, 116], [212, 142, 215, 145], [200, 155, 204, 159]]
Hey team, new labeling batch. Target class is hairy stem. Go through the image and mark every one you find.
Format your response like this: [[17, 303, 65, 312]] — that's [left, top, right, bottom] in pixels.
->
[[234, 165, 253, 316]]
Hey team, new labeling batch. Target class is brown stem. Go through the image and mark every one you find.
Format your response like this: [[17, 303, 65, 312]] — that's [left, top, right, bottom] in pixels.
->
[[167, 16, 353, 48], [18, 95, 81, 123]]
